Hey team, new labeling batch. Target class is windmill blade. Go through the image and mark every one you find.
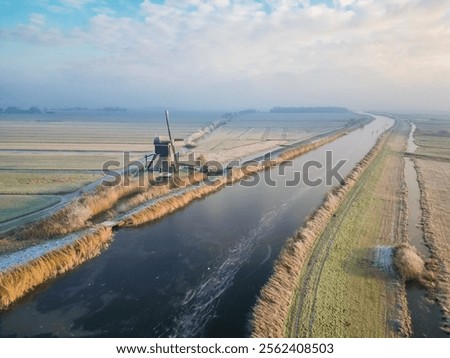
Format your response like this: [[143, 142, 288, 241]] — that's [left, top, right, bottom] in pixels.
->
[[165, 110, 180, 172], [165, 110, 176, 152], [165, 110, 173, 144]]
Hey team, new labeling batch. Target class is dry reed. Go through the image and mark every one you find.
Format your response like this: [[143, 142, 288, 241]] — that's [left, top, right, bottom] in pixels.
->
[[119, 181, 225, 227], [251, 130, 388, 337], [7, 172, 208, 242], [9, 175, 145, 241], [0, 226, 113, 310], [277, 132, 344, 162], [393, 243, 425, 282], [116, 173, 206, 213]]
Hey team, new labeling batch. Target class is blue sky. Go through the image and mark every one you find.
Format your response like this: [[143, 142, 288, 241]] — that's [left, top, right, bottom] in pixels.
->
[[1, 0, 450, 110]]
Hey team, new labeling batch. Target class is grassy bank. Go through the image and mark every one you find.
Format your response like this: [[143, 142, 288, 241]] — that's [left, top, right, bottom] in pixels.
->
[[0, 195, 60, 223], [251, 123, 410, 337], [3, 172, 207, 246], [0, 226, 113, 310]]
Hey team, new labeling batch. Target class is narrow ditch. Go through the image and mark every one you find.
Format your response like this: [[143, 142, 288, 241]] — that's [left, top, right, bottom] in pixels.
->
[[404, 122, 446, 337]]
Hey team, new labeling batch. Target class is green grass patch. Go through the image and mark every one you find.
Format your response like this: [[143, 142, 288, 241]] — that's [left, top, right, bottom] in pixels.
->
[[0, 152, 127, 170], [0, 171, 101, 194], [0, 195, 60, 222]]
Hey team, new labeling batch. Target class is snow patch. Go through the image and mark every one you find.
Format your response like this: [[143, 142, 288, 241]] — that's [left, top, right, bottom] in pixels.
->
[[373, 246, 395, 274], [184, 120, 228, 148], [0, 229, 94, 273]]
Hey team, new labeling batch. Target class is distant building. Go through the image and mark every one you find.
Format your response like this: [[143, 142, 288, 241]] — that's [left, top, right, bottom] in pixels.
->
[[270, 106, 349, 114], [101, 107, 127, 112]]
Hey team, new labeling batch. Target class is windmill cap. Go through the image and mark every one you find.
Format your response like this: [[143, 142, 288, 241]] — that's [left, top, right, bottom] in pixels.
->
[[154, 135, 171, 144]]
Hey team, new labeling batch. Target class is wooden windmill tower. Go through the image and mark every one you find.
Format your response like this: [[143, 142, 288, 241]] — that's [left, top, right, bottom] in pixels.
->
[[146, 110, 180, 176]]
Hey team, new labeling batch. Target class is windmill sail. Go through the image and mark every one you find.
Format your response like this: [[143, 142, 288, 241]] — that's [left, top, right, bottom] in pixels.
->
[[164, 110, 179, 172]]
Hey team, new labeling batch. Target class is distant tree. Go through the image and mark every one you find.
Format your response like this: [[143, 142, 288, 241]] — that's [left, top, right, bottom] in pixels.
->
[[270, 106, 349, 114], [29, 107, 41, 113]]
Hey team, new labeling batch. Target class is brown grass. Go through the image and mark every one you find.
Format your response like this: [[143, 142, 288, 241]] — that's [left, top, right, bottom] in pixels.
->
[[119, 180, 226, 227], [0, 226, 113, 310], [251, 130, 388, 338], [8, 176, 145, 242], [5, 172, 209, 243], [277, 132, 344, 162], [117, 184, 171, 213], [415, 158, 450, 325], [393, 243, 425, 282], [116, 173, 206, 213]]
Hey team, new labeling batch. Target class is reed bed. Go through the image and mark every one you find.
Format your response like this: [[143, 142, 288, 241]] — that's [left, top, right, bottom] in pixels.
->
[[277, 132, 344, 162], [119, 180, 226, 227], [8, 176, 144, 241], [117, 172, 206, 213], [393, 243, 426, 282], [0, 226, 113, 310], [120, 161, 278, 227], [251, 131, 388, 337], [7, 172, 207, 242]]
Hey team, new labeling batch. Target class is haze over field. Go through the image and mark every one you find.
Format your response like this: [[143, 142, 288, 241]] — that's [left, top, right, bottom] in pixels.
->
[[1, 0, 450, 111]]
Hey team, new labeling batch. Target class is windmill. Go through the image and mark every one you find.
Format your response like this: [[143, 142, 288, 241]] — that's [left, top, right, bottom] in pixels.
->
[[145, 110, 180, 176]]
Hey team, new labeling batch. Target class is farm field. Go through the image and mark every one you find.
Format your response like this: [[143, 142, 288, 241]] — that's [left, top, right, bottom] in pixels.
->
[[0, 110, 213, 225], [413, 117, 450, 161], [0, 195, 60, 223], [413, 116, 450, 332], [189, 112, 365, 163], [0, 171, 101, 194]]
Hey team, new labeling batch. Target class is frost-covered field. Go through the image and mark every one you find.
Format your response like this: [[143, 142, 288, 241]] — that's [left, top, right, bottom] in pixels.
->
[[188, 112, 360, 163], [0, 110, 218, 224]]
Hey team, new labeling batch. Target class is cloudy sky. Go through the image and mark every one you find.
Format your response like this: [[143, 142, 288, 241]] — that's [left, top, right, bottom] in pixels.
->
[[1, 0, 450, 111]]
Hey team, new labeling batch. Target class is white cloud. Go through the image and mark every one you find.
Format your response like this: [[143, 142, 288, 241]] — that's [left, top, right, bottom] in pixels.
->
[[29, 13, 46, 27], [58, 0, 93, 9], [2, 0, 450, 110]]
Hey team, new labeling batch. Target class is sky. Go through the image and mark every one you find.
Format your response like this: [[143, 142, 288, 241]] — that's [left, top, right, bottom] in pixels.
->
[[1, 0, 450, 111]]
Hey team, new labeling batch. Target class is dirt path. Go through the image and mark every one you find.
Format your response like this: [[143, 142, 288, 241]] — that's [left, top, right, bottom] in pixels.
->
[[290, 154, 379, 336], [287, 122, 410, 337]]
